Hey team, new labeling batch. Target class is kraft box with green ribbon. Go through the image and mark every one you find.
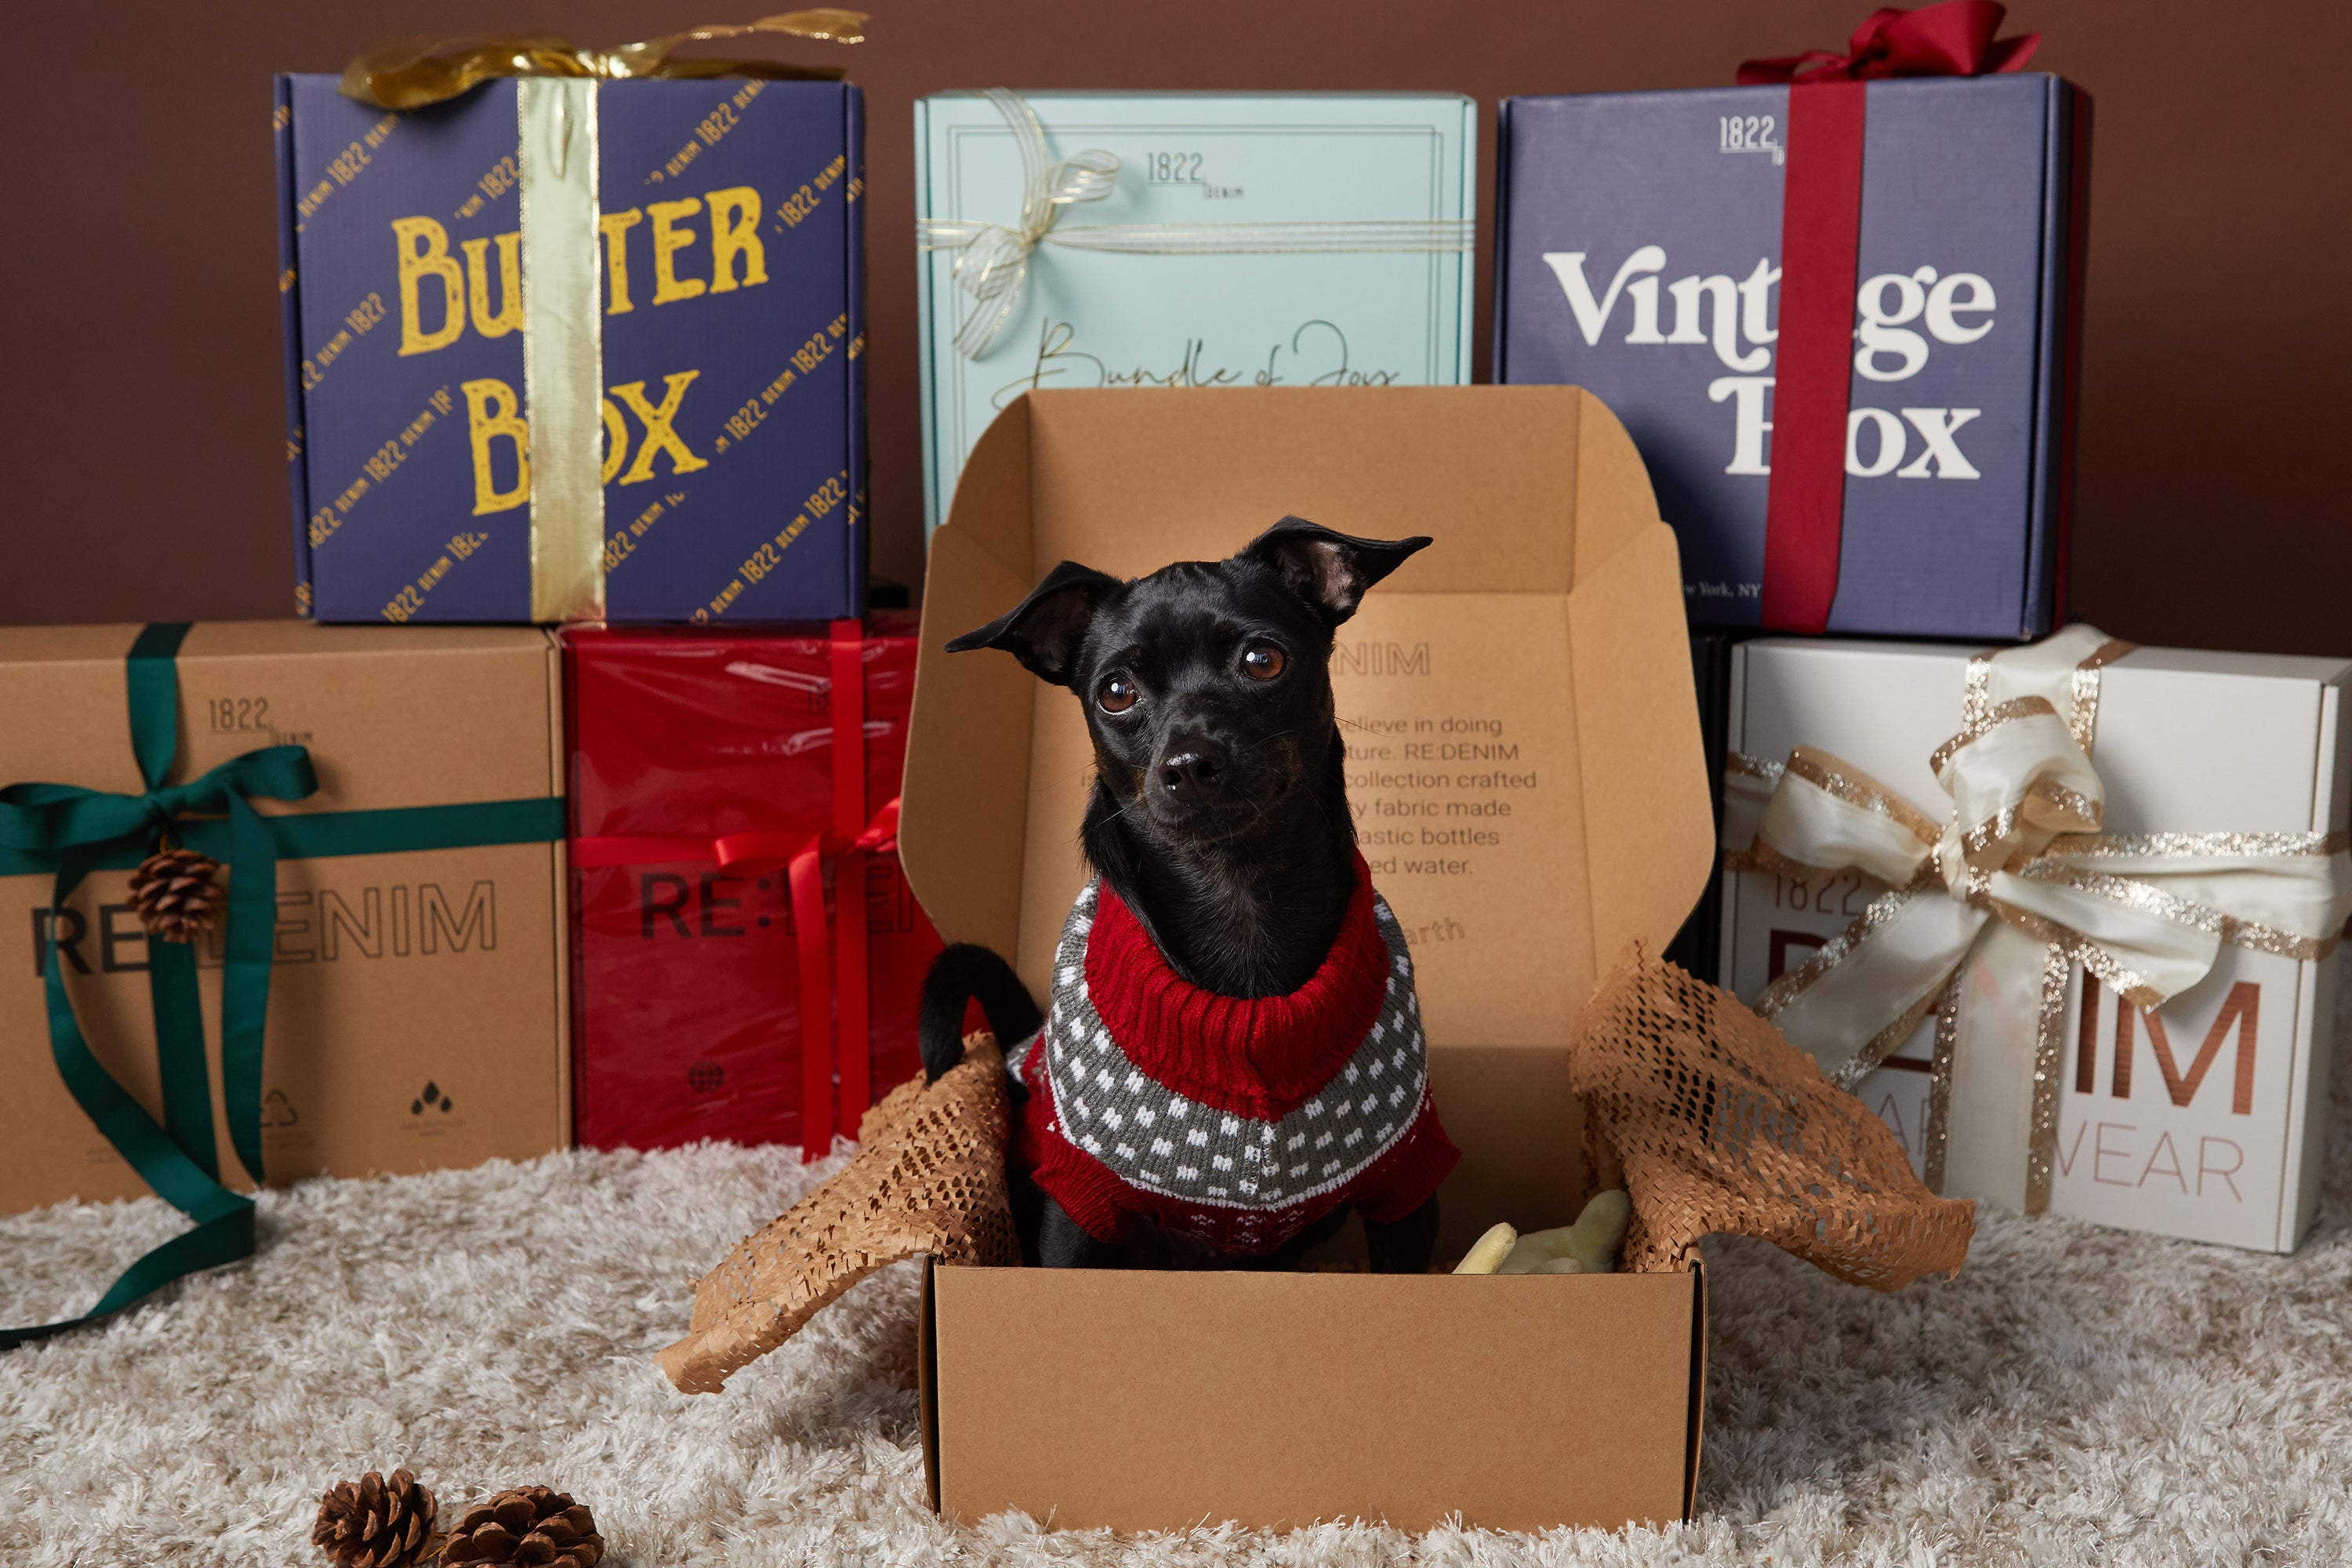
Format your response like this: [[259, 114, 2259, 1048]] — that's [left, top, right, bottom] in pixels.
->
[[1716, 627, 2352, 1253], [0, 622, 570, 1343], [278, 13, 869, 625]]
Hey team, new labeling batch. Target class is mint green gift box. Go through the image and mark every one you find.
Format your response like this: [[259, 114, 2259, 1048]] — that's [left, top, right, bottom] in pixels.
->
[[914, 91, 1478, 531]]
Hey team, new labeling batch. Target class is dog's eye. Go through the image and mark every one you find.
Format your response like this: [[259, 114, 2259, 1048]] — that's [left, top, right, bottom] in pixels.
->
[[1098, 674, 1139, 713], [1240, 642, 1287, 681]]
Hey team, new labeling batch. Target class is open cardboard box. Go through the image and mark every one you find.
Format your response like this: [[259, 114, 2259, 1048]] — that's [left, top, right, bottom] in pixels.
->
[[899, 387, 1716, 1533]]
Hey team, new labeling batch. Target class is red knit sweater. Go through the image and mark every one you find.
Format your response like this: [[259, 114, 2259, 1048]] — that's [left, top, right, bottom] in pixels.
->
[[1014, 858, 1456, 1256]]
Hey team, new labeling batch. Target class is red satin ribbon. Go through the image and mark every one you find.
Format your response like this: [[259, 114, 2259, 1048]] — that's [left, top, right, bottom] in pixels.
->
[[572, 620, 891, 1163], [1737, 2, 2040, 633], [1737, 1, 2039, 85], [818, 620, 868, 1158]]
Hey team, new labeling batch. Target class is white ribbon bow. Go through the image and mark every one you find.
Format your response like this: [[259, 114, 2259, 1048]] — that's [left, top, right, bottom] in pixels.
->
[[916, 89, 1476, 360], [1722, 625, 2352, 1212]]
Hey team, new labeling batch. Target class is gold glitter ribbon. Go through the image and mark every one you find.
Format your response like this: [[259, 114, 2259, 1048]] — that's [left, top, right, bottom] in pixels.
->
[[338, 14, 863, 621], [916, 89, 1476, 359], [1721, 624, 2352, 1215], [339, 13, 866, 111], [517, 77, 604, 622]]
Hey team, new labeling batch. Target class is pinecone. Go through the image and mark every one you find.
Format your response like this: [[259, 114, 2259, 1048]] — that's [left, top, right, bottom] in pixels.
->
[[128, 847, 223, 941], [312, 1468, 438, 1568], [442, 1486, 603, 1566]]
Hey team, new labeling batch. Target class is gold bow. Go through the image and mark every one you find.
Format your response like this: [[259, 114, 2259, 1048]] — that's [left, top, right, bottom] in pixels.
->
[[340, 11, 868, 111], [1722, 625, 2352, 1214]]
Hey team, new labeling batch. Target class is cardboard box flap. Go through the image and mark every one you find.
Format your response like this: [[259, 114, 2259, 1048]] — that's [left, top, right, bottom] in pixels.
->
[[918, 1258, 943, 1514], [1570, 385, 1675, 588], [925, 396, 1037, 586], [1018, 385, 1598, 590], [1569, 523, 1717, 978], [897, 524, 1036, 960], [1683, 1255, 1709, 1521], [906, 386, 1711, 1023]]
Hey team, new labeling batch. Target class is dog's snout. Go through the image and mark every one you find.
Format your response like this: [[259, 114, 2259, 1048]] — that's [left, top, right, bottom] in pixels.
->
[[1157, 745, 1228, 804]]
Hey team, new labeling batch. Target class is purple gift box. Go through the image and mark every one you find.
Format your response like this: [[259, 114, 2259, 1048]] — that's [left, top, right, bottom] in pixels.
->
[[1495, 75, 2089, 640], [277, 74, 866, 623]]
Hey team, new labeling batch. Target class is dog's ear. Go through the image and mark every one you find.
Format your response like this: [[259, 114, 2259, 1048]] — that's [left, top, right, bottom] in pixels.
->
[[944, 560, 1120, 686], [1242, 517, 1432, 628]]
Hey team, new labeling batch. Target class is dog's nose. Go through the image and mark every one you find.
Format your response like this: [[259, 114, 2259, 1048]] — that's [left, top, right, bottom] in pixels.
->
[[1158, 746, 1228, 804]]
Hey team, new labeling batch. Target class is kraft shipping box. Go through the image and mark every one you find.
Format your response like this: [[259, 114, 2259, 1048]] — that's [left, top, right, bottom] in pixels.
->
[[915, 92, 1476, 531], [1719, 637, 2352, 1252], [0, 622, 571, 1215], [277, 75, 866, 623], [1495, 76, 2088, 638], [899, 386, 1718, 1531]]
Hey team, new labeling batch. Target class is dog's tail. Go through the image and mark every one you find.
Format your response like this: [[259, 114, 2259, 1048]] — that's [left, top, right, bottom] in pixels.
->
[[918, 943, 1043, 1083]]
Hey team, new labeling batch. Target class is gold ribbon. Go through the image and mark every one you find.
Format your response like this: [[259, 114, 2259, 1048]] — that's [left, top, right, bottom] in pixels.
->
[[340, 13, 867, 111], [517, 78, 605, 622], [916, 89, 1476, 359], [339, 14, 863, 620], [1722, 625, 2352, 1214]]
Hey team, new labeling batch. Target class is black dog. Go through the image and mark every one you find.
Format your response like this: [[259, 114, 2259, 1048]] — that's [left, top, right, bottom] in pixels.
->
[[918, 518, 1446, 1274]]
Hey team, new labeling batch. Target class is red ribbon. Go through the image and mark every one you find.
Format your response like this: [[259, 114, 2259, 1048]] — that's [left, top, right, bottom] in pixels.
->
[[818, 619, 869, 1158], [1737, 2, 2039, 85], [572, 621, 890, 1163], [1736, 2, 2040, 633]]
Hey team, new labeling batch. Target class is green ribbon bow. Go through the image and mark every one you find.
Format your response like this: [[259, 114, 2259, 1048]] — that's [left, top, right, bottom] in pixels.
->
[[0, 625, 565, 1348]]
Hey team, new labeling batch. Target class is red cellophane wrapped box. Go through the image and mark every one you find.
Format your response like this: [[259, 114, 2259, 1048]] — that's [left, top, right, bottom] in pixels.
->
[[564, 615, 940, 1156]]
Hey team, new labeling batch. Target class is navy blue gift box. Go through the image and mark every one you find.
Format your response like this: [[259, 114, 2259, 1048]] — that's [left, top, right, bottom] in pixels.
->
[[1495, 76, 2088, 640], [276, 75, 865, 623]]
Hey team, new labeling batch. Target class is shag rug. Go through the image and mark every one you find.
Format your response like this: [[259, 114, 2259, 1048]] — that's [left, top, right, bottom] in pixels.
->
[[7, 964, 2352, 1566]]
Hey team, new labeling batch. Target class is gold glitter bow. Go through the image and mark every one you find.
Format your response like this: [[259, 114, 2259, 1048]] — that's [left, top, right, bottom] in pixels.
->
[[1720, 624, 2352, 1214], [339, 11, 867, 111]]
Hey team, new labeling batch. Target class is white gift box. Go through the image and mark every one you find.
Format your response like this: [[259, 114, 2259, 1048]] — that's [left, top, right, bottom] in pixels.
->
[[1719, 636, 2351, 1252]]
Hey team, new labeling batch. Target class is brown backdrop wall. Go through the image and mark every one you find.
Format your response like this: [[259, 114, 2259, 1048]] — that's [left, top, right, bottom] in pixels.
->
[[2, 1, 2344, 653]]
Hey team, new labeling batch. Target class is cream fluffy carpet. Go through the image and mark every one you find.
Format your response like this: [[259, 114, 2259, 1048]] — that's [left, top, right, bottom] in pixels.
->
[[6, 964, 2352, 1566]]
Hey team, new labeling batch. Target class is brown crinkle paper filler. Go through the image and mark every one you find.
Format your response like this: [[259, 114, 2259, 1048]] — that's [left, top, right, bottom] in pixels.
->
[[657, 1035, 1019, 1394], [661, 948, 1972, 1392], [1573, 944, 1974, 1287]]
